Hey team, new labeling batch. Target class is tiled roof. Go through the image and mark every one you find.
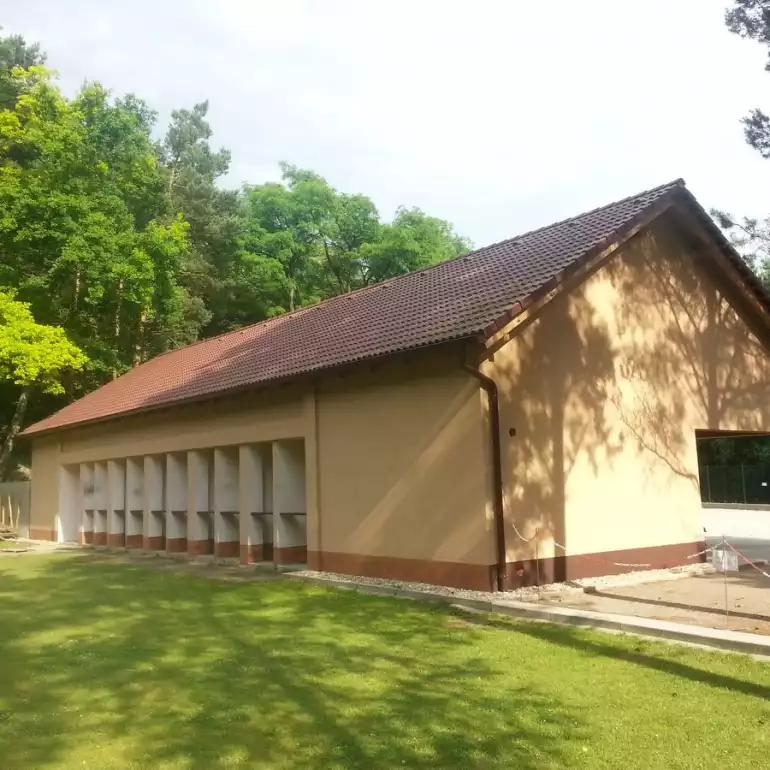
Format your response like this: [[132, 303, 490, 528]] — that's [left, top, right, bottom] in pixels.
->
[[24, 178, 743, 436]]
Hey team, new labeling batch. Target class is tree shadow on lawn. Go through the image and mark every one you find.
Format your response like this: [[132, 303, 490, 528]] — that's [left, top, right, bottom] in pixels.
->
[[461, 613, 770, 700], [0, 554, 582, 770]]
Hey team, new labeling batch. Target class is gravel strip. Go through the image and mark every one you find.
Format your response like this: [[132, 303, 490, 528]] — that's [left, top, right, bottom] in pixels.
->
[[291, 562, 715, 604]]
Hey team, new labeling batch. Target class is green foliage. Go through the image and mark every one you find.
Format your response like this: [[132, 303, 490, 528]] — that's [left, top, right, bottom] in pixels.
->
[[709, 209, 770, 285], [697, 433, 770, 465], [0, 64, 201, 385], [365, 206, 471, 283], [0, 29, 45, 109], [162, 101, 238, 335], [0, 30, 471, 457], [242, 164, 470, 315], [0, 290, 85, 393], [721, 2, 770, 285]]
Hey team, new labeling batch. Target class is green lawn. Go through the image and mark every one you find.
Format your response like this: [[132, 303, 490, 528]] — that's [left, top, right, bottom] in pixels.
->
[[0, 555, 768, 770]]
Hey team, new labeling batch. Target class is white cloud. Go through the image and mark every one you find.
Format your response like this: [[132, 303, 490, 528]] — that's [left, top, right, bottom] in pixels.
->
[[4, 0, 770, 244]]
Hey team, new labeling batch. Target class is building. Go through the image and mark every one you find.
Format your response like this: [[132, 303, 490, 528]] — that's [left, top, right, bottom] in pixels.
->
[[21, 180, 770, 590]]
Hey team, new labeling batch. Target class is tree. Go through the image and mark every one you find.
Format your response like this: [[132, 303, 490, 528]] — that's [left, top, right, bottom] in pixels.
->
[[0, 291, 86, 478], [0, 64, 201, 388], [710, 210, 770, 285], [242, 175, 324, 313], [161, 101, 243, 336], [716, 2, 770, 284], [241, 164, 471, 321], [0, 29, 45, 109], [364, 207, 471, 283], [0, 30, 473, 439], [698, 2, 770, 483]]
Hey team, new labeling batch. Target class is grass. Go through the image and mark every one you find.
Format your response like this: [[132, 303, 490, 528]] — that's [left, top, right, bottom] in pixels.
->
[[0, 539, 25, 550], [0, 555, 768, 770]]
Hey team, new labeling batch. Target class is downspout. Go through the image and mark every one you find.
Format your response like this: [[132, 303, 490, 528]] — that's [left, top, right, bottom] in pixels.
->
[[462, 353, 507, 592]]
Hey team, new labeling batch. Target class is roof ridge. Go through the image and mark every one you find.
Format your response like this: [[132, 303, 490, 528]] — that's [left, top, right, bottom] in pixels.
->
[[151, 178, 687, 362], [24, 177, 701, 437], [463, 177, 687, 258]]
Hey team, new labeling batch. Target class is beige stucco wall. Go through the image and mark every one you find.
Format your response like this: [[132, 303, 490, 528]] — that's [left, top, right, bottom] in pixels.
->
[[486, 216, 770, 563], [29, 387, 308, 535], [29, 345, 495, 567], [31, 214, 770, 572], [315, 348, 493, 565], [29, 437, 59, 536], [56, 387, 307, 464]]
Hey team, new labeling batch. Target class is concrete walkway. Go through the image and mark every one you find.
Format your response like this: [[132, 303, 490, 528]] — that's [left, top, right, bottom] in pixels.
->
[[481, 598, 770, 657], [542, 570, 770, 637], [289, 573, 770, 659]]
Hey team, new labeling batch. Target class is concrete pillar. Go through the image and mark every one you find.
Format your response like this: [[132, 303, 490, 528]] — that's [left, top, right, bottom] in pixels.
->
[[107, 459, 126, 547], [80, 463, 94, 545], [125, 457, 144, 548], [57, 465, 80, 543], [303, 389, 320, 567], [187, 450, 213, 556], [143, 455, 165, 550], [239, 444, 272, 563], [166, 453, 187, 553], [263, 447, 273, 517], [93, 461, 108, 546], [272, 440, 307, 565], [214, 447, 239, 558]]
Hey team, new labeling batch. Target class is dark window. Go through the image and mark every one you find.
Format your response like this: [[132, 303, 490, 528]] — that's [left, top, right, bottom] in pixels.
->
[[696, 433, 770, 504]]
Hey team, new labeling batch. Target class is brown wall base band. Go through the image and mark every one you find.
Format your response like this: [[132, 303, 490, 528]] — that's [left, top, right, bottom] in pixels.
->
[[188, 538, 214, 556], [82, 531, 94, 545], [143, 536, 165, 551], [308, 541, 707, 592], [240, 543, 274, 564], [307, 551, 494, 591], [501, 540, 707, 590], [274, 545, 307, 565], [215, 541, 240, 559], [29, 528, 56, 542], [125, 534, 143, 549], [93, 532, 107, 546], [166, 537, 187, 553], [106, 534, 126, 548]]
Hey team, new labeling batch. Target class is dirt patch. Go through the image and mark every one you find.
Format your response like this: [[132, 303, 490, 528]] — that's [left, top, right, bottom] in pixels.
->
[[541, 568, 770, 636]]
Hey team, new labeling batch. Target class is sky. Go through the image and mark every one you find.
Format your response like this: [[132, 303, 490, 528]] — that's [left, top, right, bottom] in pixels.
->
[[4, 0, 770, 246]]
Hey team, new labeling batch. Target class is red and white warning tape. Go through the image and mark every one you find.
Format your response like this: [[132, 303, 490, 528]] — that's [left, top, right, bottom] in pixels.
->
[[724, 541, 770, 582], [549, 538, 651, 569], [522, 527, 768, 577], [685, 544, 717, 560]]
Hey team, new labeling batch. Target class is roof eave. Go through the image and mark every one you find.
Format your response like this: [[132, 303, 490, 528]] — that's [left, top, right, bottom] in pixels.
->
[[20, 334, 480, 440], [479, 187, 770, 353], [479, 192, 682, 351]]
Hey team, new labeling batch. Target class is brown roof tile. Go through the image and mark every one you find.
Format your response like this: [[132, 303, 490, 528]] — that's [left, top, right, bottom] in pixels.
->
[[25, 178, 755, 436]]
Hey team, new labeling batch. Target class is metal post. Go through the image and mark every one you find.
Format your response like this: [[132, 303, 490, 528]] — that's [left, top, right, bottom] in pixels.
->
[[740, 463, 747, 504], [722, 535, 729, 628], [535, 527, 541, 602], [705, 465, 711, 503]]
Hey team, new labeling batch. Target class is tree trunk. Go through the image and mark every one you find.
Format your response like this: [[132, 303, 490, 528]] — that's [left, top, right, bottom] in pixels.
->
[[321, 240, 346, 292], [133, 311, 147, 367], [113, 279, 124, 379], [0, 387, 30, 481]]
